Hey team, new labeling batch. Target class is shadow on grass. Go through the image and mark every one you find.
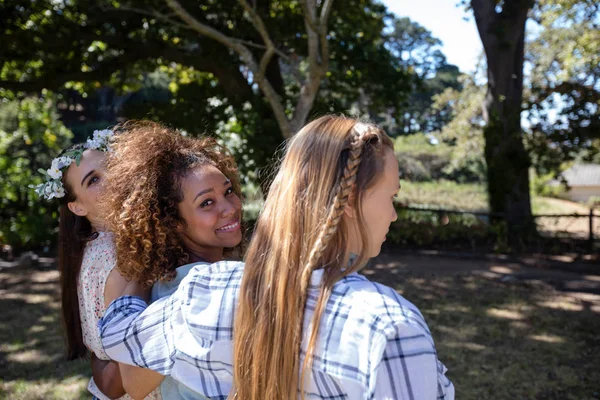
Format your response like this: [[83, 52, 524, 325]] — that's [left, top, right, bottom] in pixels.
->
[[366, 260, 600, 400], [1, 257, 599, 400], [0, 264, 90, 400]]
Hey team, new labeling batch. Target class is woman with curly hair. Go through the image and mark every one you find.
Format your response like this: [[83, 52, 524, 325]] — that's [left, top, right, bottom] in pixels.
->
[[100, 115, 454, 399], [99, 120, 244, 399]]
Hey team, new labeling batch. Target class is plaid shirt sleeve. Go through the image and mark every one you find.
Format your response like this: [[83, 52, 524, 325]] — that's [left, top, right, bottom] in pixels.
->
[[99, 294, 178, 375], [362, 281, 455, 400], [372, 327, 455, 399]]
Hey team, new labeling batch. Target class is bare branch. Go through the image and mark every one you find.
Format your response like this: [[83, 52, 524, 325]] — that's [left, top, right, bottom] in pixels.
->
[[319, 0, 335, 26], [317, 0, 334, 73], [298, 0, 319, 32], [289, 0, 334, 132], [165, 0, 243, 51], [238, 0, 276, 80], [234, 39, 292, 63], [113, 4, 194, 31]]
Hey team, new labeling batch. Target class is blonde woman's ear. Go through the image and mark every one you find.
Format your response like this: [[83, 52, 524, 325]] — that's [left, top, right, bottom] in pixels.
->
[[343, 190, 357, 219], [67, 201, 88, 217], [343, 202, 356, 219]]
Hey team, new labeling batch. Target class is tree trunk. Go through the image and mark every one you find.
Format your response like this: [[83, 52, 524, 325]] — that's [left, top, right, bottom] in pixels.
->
[[472, 0, 536, 241]]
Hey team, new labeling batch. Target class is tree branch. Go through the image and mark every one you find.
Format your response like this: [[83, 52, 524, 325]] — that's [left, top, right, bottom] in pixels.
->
[[163, 0, 293, 137], [289, 0, 334, 132], [164, 0, 245, 52], [238, 0, 275, 80]]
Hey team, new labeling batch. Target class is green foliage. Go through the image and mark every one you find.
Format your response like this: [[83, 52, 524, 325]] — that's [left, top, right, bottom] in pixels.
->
[[395, 180, 488, 211], [526, 0, 600, 170], [394, 135, 451, 182], [432, 71, 487, 182], [373, 16, 461, 135], [0, 0, 414, 168], [0, 95, 72, 250], [530, 170, 568, 199], [386, 206, 494, 249], [394, 125, 486, 183]]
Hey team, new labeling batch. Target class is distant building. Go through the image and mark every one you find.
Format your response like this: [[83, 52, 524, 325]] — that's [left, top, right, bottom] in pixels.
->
[[561, 164, 600, 202]]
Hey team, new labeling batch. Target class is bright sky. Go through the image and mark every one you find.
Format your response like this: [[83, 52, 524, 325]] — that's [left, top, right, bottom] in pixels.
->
[[381, 0, 483, 74]]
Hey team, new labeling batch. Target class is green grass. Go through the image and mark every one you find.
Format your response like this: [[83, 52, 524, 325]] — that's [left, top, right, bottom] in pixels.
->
[[396, 180, 588, 215], [0, 265, 91, 400], [366, 268, 600, 400], [396, 180, 488, 211], [3, 262, 599, 400]]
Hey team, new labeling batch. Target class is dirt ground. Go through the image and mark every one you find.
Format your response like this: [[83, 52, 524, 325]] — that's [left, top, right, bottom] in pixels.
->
[[535, 198, 600, 239], [371, 252, 600, 309], [1, 253, 599, 399]]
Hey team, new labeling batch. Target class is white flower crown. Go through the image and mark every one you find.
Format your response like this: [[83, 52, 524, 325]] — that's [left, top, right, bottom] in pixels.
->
[[32, 129, 114, 200]]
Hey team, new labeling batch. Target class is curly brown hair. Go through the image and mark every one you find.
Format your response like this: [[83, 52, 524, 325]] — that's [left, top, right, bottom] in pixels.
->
[[100, 120, 243, 286]]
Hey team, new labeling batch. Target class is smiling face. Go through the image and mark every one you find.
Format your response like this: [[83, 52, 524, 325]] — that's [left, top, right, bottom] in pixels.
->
[[64, 149, 106, 229], [177, 164, 243, 263]]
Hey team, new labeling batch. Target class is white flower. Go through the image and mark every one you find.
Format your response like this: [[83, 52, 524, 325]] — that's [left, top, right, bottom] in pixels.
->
[[54, 186, 66, 198], [208, 97, 223, 107], [85, 138, 100, 149], [94, 129, 112, 140], [43, 184, 54, 197], [55, 156, 73, 169], [47, 167, 62, 180]]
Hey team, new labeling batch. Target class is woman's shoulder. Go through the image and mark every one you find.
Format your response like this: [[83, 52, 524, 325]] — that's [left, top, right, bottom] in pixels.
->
[[81, 231, 117, 274], [83, 231, 115, 254], [335, 273, 429, 336], [185, 260, 245, 283]]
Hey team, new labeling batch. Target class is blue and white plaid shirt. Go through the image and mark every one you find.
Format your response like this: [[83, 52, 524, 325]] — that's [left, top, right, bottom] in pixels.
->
[[100, 261, 454, 399]]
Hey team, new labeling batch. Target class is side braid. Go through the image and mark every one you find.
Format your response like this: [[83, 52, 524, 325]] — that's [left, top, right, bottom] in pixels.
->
[[297, 124, 373, 398], [301, 125, 369, 283]]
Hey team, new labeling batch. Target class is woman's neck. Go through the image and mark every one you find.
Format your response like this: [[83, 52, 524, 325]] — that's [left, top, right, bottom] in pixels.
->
[[186, 248, 224, 264], [89, 218, 106, 233]]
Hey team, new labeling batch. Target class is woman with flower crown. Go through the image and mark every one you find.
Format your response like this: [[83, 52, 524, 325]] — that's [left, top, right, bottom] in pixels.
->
[[37, 123, 245, 399], [35, 129, 163, 400]]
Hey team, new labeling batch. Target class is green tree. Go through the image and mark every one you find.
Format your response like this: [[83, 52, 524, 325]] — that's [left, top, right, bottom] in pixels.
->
[[0, 0, 408, 150], [432, 69, 487, 182], [525, 0, 600, 173], [0, 94, 73, 250], [378, 17, 462, 135]]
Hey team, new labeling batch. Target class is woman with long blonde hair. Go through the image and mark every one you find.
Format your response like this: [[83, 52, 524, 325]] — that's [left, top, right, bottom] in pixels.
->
[[99, 115, 454, 399]]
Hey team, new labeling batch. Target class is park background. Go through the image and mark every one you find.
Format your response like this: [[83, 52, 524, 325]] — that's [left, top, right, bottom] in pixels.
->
[[1, 0, 599, 399]]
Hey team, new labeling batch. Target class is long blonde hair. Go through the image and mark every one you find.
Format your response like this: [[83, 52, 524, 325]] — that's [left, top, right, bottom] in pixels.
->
[[232, 115, 393, 399]]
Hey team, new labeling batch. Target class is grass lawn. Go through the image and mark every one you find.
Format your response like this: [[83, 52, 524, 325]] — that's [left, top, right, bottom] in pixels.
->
[[387, 273, 600, 400], [1, 261, 599, 399], [396, 179, 590, 214], [0, 264, 90, 400]]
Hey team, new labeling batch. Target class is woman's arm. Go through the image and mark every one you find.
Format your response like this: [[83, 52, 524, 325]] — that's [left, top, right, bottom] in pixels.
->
[[373, 327, 455, 400], [102, 269, 165, 399], [91, 352, 126, 399]]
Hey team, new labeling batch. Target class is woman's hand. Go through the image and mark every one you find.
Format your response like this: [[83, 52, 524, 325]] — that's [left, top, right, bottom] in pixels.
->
[[91, 352, 126, 399]]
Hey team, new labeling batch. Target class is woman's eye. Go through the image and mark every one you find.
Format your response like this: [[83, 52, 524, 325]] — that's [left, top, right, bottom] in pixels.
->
[[88, 176, 100, 186], [225, 187, 234, 195], [200, 199, 214, 208]]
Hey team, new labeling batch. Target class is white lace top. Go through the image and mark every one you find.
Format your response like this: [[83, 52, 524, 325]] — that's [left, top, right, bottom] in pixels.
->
[[78, 231, 161, 400]]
